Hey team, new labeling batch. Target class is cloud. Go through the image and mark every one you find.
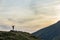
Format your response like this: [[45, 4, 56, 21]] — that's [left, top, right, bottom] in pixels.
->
[[0, 0, 60, 33], [30, 0, 60, 16]]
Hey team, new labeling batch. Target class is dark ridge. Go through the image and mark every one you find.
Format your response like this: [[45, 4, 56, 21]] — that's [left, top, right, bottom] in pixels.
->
[[0, 30, 40, 40], [32, 21, 60, 40]]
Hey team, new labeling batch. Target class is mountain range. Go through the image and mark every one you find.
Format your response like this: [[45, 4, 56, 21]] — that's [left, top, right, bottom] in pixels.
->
[[32, 21, 60, 40], [0, 21, 60, 40]]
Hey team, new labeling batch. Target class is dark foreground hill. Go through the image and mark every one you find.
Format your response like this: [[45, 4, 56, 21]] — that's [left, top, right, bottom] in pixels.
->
[[32, 21, 60, 40], [0, 30, 40, 40]]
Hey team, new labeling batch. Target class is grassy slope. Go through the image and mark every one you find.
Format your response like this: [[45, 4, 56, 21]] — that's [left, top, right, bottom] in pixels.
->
[[0, 30, 40, 40]]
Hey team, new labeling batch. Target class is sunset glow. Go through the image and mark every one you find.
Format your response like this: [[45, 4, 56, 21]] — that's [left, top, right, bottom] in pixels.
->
[[0, 0, 60, 33]]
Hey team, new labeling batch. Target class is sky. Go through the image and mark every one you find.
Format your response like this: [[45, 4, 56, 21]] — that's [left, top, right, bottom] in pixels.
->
[[0, 0, 60, 33]]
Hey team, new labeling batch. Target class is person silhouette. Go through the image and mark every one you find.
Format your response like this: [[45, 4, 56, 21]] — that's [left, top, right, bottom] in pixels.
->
[[12, 25, 14, 30]]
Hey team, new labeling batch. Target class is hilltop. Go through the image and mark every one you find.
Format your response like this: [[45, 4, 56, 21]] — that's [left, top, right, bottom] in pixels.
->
[[0, 30, 40, 40]]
